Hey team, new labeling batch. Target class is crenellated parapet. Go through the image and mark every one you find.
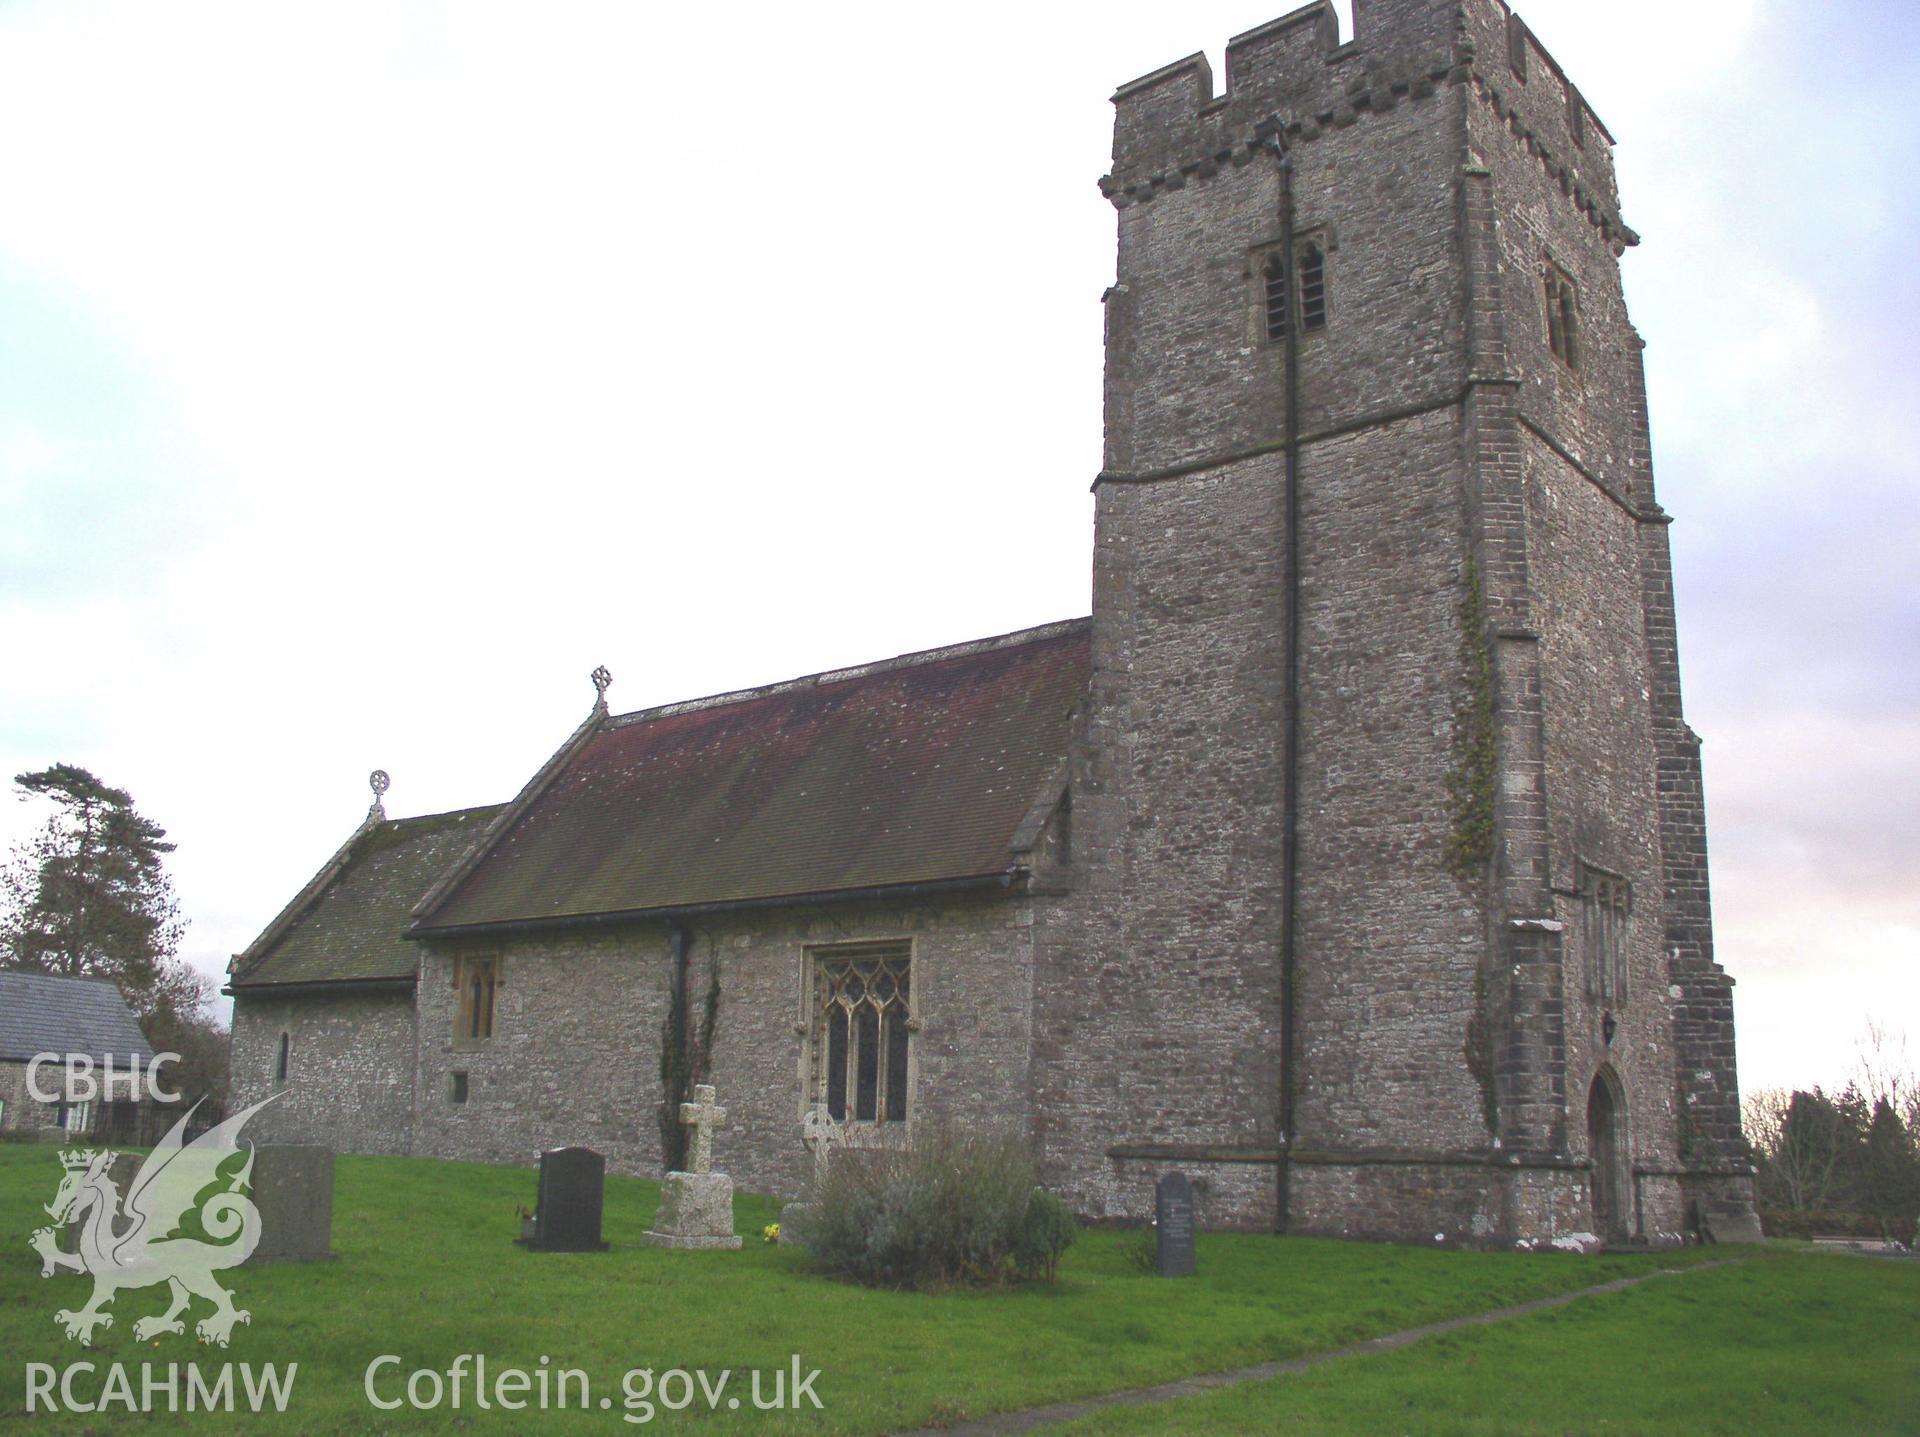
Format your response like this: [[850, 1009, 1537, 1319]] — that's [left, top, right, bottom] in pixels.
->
[[1101, 0, 1636, 257], [1102, 1, 1464, 210]]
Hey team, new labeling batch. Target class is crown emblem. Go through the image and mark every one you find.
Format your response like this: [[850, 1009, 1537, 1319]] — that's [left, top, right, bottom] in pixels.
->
[[58, 1148, 95, 1171]]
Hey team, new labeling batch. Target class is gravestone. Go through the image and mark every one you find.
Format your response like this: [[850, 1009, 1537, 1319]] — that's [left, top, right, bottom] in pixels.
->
[[1155, 1171, 1197, 1277], [245, 1145, 337, 1265], [643, 1085, 742, 1250], [778, 1103, 842, 1246], [518, 1145, 609, 1253]]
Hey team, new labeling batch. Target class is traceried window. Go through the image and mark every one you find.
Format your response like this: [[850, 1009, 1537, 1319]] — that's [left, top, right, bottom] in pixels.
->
[[1580, 864, 1630, 1003], [1261, 239, 1330, 343], [455, 956, 497, 1043], [1545, 265, 1580, 369], [809, 943, 912, 1126]]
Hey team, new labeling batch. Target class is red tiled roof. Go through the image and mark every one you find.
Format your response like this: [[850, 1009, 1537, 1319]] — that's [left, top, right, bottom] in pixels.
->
[[413, 620, 1090, 932]]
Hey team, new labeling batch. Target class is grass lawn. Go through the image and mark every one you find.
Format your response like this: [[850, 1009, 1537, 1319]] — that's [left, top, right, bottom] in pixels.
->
[[1042, 1249, 1920, 1436], [0, 1143, 1792, 1435]]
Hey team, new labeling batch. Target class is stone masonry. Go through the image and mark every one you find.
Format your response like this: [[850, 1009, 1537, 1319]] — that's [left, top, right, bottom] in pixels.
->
[[228, 0, 1753, 1247]]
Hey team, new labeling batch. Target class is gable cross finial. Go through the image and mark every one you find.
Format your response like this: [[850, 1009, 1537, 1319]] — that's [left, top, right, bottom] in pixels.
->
[[368, 768, 390, 823], [591, 665, 613, 713]]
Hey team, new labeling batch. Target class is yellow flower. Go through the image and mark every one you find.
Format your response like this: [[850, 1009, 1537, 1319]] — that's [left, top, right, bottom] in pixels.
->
[[762, 1223, 780, 1243]]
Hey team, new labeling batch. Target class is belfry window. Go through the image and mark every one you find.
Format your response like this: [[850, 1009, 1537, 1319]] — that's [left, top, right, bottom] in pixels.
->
[[1580, 864, 1630, 1003], [810, 943, 912, 1125], [1263, 252, 1290, 341], [1298, 243, 1327, 330], [1261, 239, 1330, 342], [1545, 265, 1580, 368]]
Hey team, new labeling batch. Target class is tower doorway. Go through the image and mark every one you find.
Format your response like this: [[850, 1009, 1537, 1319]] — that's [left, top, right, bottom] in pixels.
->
[[1586, 1068, 1631, 1244]]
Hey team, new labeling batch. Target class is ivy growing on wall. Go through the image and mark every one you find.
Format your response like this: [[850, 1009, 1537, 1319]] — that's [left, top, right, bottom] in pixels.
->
[[659, 945, 722, 1173], [1445, 560, 1497, 879], [1466, 962, 1499, 1135]]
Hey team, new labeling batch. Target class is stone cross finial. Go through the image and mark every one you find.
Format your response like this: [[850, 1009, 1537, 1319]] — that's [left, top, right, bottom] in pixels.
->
[[801, 1103, 840, 1189], [590, 665, 613, 711], [678, 1083, 725, 1175], [367, 769, 390, 823]]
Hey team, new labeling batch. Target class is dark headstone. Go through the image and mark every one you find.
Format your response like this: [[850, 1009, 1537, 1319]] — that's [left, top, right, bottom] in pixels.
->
[[245, 1145, 337, 1265], [520, 1146, 608, 1253], [1155, 1170, 1196, 1277]]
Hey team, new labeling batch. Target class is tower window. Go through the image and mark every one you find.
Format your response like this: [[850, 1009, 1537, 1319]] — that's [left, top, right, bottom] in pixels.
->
[[1263, 252, 1290, 342], [1298, 243, 1328, 331], [1545, 265, 1580, 368], [1580, 863, 1630, 1003], [1261, 238, 1331, 343]]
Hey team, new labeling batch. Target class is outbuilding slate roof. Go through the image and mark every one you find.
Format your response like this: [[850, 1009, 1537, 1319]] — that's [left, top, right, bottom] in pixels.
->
[[413, 619, 1091, 933], [0, 971, 155, 1065], [230, 804, 504, 989]]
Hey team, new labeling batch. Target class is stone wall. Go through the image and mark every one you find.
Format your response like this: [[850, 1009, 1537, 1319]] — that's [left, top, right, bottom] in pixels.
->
[[416, 892, 1036, 1201], [229, 988, 417, 1155], [0, 1060, 61, 1132]]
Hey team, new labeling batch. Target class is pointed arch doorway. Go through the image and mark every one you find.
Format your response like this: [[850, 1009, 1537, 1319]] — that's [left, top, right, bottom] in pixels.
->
[[1586, 1068, 1631, 1244]]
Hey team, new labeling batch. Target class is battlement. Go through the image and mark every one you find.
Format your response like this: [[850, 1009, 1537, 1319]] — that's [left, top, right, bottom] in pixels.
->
[[1104, 0, 1627, 248], [1107, 0, 1462, 195]]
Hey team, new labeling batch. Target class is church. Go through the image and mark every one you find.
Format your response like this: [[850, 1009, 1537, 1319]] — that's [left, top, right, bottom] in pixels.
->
[[228, 0, 1757, 1246]]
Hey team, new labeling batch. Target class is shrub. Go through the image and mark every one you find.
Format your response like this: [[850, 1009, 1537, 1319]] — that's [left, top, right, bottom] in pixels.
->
[[800, 1126, 1072, 1289], [1013, 1187, 1078, 1282]]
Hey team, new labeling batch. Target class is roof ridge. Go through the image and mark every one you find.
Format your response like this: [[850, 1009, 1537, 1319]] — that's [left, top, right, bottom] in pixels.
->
[[381, 801, 507, 828], [607, 616, 1092, 730], [0, 970, 124, 990]]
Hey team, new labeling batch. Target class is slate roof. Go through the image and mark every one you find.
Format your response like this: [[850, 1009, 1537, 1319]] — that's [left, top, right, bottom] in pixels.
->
[[0, 971, 155, 1065], [413, 619, 1091, 933], [230, 804, 504, 989]]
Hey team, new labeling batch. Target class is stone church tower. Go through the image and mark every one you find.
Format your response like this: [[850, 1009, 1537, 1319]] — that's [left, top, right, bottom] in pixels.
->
[[1031, 0, 1756, 1242]]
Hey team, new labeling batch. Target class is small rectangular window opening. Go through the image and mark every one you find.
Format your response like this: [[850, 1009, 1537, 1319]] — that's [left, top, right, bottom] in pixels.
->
[[451, 1072, 469, 1105]]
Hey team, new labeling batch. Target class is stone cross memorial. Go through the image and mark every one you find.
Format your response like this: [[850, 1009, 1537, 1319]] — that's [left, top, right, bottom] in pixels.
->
[[642, 1084, 743, 1250], [1155, 1170, 1196, 1277], [801, 1103, 840, 1190], [519, 1145, 608, 1253], [778, 1104, 842, 1246]]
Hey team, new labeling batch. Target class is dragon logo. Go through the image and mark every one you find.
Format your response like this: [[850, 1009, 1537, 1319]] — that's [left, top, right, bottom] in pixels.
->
[[29, 1096, 280, 1346]]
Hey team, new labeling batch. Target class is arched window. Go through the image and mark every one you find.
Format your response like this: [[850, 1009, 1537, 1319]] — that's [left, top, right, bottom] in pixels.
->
[[1263, 241, 1330, 343], [811, 942, 913, 1125], [1298, 243, 1328, 331], [275, 1031, 290, 1083], [1263, 252, 1290, 342]]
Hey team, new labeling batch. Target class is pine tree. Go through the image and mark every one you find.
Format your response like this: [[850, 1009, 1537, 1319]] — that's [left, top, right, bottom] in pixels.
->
[[2, 763, 187, 1019]]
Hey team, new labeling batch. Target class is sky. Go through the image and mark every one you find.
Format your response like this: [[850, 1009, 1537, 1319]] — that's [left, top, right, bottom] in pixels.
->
[[0, 0, 1913, 1099]]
